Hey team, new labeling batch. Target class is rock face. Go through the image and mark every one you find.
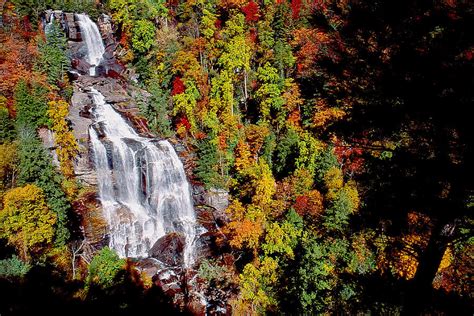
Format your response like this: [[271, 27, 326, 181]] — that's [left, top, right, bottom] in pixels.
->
[[69, 85, 96, 186], [38, 127, 60, 168], [64, 12, 80, 41], [45, 10, 81, 41]]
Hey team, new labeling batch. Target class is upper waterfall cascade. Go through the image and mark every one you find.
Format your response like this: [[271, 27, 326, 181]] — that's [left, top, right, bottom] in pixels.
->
[[76, 15, 198, 267], [75, 13, 105, 76]]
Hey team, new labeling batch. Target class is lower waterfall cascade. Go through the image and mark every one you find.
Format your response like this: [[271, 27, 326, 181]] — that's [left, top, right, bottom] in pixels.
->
[[88, 87, 198, 267]]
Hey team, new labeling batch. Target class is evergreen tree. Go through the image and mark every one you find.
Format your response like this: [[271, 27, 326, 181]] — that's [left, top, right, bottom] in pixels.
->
[[37, 20, 69, 86], [14, 80, 49, 130], [17, 128, 70, 246], [194, 138, 222, 189], [0, 97, 15, 143]]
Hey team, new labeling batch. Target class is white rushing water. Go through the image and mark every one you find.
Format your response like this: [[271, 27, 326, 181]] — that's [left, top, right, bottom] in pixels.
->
[[45, 14, 55, 34], [75, 13, 104, 76], [89, 88, 198, 267], [75, 14, 198, 267]]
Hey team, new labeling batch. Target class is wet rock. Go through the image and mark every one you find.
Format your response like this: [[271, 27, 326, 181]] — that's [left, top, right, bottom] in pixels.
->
[[105, 68, 123, 79], [153, 268, 184, 298], [194, 233, 214, 262], [195, 205, 218, 231], [67, 70, 81, 81], [116, 205, 135, 224], [149, 233, 185, 266], [96, 59, 125, 78], [95, 81, 130, 104]]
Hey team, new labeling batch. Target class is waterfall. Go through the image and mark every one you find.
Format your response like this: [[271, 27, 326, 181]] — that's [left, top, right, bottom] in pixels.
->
[[75, 14, 104, 76], [88, 88, 198, 267], [45, 14, 55, 34]]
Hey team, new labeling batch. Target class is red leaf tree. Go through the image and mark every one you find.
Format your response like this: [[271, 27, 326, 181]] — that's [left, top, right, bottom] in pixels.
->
[[242, 0, 260, 22], [171, 76, 185, 95]]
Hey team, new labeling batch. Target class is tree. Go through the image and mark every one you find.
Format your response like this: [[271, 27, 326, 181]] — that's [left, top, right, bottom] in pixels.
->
[[0, 255, 31, 278], [131, 19, 156, 54], [17, 128, 70, 245], [236, 256, 279, 313], [255, 63, 285, 126], [36, 20, 69, 86], [0, 184, 56, 260], [47, 100, 79, 179], [0, 97, 15, 143], [14, 80, 49, 130], [242, 0, 259, 22], [0, 18, 39, 100], [86, 247, 126, 289], [141, 82, 173, 137], [217, 13, 251, 102], [107, 0, 167, 33], [11, 0, 98, 21], [0, 142, 18, 195], [194, 137, 224, 188]]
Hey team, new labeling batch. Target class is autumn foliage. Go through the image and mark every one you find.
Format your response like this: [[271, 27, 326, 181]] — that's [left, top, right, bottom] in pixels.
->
[[242, 1, 259, 22]]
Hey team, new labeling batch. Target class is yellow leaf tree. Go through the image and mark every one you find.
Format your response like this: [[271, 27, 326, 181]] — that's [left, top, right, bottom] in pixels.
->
[[48, 100, 79, 179], [0, 184, 57, 260]]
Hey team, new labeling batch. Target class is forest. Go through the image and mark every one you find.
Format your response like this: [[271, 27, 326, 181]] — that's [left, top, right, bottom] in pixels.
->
[[0, 0, 472, 315]]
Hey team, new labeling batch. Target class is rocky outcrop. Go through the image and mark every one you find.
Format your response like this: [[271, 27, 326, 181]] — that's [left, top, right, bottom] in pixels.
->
[[64, 12, 80, 41], [45, 10, 81, 41], [68, 76, 153, 186], [72, 191, 108, 248], [95, 13, 125, 77]]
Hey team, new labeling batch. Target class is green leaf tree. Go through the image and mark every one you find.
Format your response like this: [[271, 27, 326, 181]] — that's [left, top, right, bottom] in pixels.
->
[[86, 247, 126, 289]]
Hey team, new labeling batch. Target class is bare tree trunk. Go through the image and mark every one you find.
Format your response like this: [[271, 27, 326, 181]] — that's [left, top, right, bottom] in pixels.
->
[[244, 70, 248, 102], [71, 240, 85, 279]]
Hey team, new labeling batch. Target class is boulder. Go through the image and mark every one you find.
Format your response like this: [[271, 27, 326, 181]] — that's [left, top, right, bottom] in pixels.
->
[[71, 58, 91, 74], [149, 233, 185, 266], [205, 188, 229, 212], [136, 258, 164, 278]]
